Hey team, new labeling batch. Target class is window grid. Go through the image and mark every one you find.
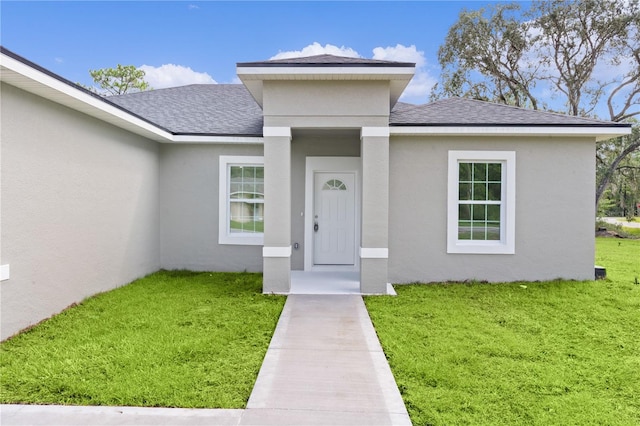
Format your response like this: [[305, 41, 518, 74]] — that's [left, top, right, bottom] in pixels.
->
[[458, 162, 502, 241], [322, 179, 347, 191], [229, 165, 264, 234]]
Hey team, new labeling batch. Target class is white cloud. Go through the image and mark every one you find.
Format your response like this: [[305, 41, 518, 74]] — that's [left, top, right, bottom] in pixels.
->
[[54, 57, 64, 64], [372, 44, 426, 67], [188, 4, 199, 10], [400, 70, 438, 104], [139, 64, 216, 89], [372, 44, 435, 103], [270, 42, 361, 60]]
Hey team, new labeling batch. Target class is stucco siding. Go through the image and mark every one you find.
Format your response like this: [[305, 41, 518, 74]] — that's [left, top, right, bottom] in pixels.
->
[[159, 143, 264, 271], [0, 83, 160, 340], [263, 81, 389, 128], [388, 135, 596, 283]]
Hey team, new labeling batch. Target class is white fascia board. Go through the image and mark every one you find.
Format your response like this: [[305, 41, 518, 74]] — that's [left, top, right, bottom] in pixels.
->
[[1, 53, 173, 142], [236, 66, 415, 79], [390, 126, 631, 141], [171, 135, 264, 144]]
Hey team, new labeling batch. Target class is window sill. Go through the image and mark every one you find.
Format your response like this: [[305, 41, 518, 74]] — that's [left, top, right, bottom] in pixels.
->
[[447, 241, 514, 254]]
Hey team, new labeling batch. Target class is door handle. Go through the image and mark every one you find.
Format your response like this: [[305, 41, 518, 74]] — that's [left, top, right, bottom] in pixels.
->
[[314, 222, 319, 232]]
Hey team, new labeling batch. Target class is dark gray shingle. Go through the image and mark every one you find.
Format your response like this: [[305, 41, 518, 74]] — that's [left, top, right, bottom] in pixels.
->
[[237, 54, 415, 67], [390, 97, 622, 127], [109, 86, 627, 136], [108, 84, 263, 136]]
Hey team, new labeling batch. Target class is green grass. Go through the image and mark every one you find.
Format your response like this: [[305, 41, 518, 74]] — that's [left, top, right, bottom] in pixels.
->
[[230, 220, 264, 233], [0, 270, 284, 408], [366, 238, 640, 425]]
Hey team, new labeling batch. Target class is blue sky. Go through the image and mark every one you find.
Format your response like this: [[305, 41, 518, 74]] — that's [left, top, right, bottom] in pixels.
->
[[1, 1, 517, 104]]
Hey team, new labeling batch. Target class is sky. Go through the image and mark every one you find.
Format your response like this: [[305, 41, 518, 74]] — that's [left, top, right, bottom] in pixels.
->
[[0, 0, 521, 104]]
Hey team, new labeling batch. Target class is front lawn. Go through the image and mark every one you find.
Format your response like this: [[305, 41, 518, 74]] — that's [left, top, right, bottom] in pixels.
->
[[366, 238, 640, 425], [0, 271, 284, 408]]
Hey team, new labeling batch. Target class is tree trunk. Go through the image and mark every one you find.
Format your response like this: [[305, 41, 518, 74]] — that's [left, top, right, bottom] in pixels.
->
[[596, 139, 640, 210]]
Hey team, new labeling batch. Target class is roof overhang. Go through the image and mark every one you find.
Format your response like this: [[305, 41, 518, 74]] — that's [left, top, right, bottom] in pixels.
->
[[389, 125, 632, 141], [0, 50, 175, 143], [236, 65, 415, 108], [0, 50, 264, 145]]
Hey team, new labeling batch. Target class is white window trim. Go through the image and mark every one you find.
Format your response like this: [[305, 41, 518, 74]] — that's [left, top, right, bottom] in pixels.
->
[[447, 151, 516, 254], [218, 155, 265, 245]]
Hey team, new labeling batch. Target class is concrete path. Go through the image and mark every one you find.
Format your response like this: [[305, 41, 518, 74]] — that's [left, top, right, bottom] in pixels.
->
[[243, 295, 411, 425], [600, 217, 640, 228], [1, 295, 411, 425]]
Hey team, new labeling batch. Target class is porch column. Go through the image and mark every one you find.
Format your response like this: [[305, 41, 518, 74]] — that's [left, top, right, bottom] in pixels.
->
[[262, 126, 292, 293], [360, 127, 390, 294]]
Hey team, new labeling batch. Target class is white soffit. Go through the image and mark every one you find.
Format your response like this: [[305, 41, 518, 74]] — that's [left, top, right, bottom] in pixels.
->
[[389, 125, 632, 141]]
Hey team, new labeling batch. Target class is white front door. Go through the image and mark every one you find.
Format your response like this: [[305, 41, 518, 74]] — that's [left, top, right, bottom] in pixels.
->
[[313, 172, 356, 265]]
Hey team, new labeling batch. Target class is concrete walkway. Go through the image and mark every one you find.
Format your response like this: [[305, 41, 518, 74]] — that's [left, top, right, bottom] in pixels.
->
[[600, 217, 640, 228], [1, 295, 411, 425]]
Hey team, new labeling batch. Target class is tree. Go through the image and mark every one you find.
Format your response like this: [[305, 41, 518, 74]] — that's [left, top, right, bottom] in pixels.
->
[[83, 64, 151, 96], [433, 0, 640, 212]]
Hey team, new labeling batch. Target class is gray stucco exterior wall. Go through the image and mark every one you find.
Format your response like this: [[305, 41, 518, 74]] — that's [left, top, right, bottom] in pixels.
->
[[1, 83, 161, 340], [159, 143, 264, 272], [388, 135, 596, 283]]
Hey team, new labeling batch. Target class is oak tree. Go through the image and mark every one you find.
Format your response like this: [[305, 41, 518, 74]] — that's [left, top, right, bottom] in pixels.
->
[[433, 0, 640, 211]]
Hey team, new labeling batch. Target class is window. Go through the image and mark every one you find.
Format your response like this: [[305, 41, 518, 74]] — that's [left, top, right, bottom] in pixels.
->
[[323, 179, 347, 191], [448, 151, 515, 254], [219, 156, 264, 245]]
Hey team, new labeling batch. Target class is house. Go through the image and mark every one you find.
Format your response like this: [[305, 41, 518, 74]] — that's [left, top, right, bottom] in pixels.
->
[[0, 47, 631, 340]]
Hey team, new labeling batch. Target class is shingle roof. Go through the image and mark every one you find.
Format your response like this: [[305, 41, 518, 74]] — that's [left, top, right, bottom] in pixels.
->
[[390, 97, 621, 127], [237, 54, 415, 67], [108, 84, 263, 136], [107, 85, 627, 136]]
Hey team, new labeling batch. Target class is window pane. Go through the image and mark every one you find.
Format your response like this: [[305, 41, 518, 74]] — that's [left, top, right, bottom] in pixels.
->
[[473, 163, 487, 181], [459, 204, 471, 221], [488, 183, 501, 201], [488, 163, 502, 181], [486, 222, 501, 240], [471, 223, 486, 240], [472, 204, 486, 220], [487, 204, 501, 221], [458, 221, 472, 240], [459, 183, 472, 200], [473, 183, 487, 201], [459, 163, 472, 182]]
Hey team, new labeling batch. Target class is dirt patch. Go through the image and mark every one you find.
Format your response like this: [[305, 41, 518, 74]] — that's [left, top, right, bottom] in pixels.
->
[[596, 229, 624, 238]]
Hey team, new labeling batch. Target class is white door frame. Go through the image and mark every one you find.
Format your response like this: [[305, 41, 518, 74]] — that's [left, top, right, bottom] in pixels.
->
[[304, 157, 361, 271]]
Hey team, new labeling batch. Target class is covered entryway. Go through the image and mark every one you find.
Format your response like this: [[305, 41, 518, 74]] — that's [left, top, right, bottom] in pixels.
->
[[236, 54, 415, 294]]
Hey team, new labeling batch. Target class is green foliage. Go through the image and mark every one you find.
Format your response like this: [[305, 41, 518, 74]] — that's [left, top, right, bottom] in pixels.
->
[[434, 0, 640, 214], [597, 127, 640, 217], [434, 3, 539, 109], [85, 64, 150, 96], [366, 238, 640, 425], [0, 271, 284, 408]]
